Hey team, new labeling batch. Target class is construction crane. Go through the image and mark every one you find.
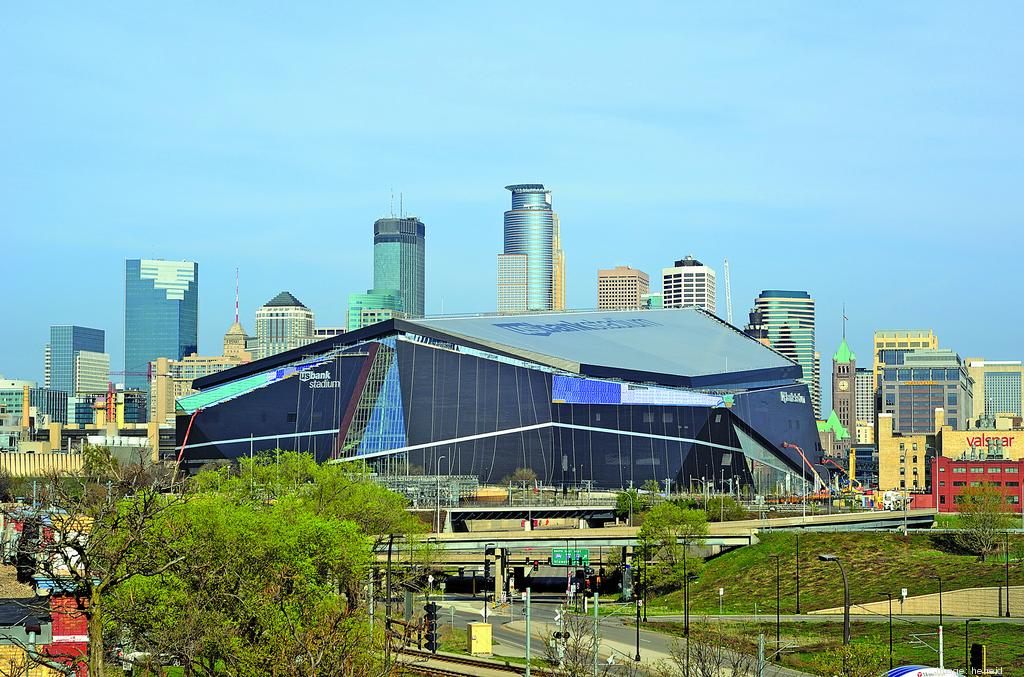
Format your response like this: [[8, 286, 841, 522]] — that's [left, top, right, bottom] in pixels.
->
[[822, 457, 863, 491], [781, 441, 827, 493], [723, 258, 733, 325]]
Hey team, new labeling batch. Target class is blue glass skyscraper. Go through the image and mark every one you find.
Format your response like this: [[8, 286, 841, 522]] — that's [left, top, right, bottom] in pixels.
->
[[124, 259, 199, 392], [373, 217, 425, 318], [46, 325, 104, 393], [501, 184, 559, 311]]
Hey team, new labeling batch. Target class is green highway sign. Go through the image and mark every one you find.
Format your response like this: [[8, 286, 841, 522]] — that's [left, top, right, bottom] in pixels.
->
[[551, 548, 589, 566]]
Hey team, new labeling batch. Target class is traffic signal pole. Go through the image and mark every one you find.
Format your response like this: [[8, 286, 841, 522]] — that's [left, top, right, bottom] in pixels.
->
[[525, 587, 532, 677]]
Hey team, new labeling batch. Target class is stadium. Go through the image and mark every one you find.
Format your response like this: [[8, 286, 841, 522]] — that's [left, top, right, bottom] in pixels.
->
[[176, 309, 822, 492]]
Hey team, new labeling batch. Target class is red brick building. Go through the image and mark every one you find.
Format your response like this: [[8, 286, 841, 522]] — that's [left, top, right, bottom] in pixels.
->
[[932, 455, 1024, 513]]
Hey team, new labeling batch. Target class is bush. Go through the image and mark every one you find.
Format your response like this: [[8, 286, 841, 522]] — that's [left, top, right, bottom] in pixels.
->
[[704, 496, 747, 522]]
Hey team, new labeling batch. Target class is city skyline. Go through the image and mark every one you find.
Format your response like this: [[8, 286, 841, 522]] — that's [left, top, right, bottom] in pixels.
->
[[4, 4, 1023, 404]]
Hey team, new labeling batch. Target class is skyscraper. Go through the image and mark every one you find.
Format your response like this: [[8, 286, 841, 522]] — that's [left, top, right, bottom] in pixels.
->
[[255, 292, 315, 359], [125, 259, 198, 392], [751, 290, 819, 417], [498, 184, 562, 312], [597, 266, 649, 310], [872, 329, 938, 391], [964, 358, 1024, 419], [855, 366, 875, 442], [661, 256, 717, 313], [45, 325, 105, 394], [347, 289, 404, 331], [373, 217, 425, 318]]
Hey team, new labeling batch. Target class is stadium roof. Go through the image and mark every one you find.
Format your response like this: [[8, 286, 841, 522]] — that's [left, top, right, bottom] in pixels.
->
[[196, 308, 802, 391]]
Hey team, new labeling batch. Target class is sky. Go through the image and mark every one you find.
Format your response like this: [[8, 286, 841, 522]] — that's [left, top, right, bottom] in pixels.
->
[[3, 2, 1023, 412]]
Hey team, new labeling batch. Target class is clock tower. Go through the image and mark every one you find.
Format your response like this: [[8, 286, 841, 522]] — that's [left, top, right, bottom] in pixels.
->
[[831, 336, 857, 453]]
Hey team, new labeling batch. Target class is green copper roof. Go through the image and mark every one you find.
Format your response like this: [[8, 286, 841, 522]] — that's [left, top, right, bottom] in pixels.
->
[[833, 337, 856, 364], [817, 409, 851, 440]]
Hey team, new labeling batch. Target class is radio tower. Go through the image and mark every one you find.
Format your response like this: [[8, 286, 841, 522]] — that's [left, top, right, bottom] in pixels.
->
[[235, 267, 240, 323], [723, 258, 734, 324]]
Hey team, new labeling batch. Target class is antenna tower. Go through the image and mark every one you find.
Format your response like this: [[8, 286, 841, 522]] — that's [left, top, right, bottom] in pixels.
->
[[234, 267, 239, 324], [724, 258, 733, 324]]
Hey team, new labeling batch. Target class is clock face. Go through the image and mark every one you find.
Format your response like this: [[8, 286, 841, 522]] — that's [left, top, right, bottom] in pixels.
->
[[838, 379, 849, 392]]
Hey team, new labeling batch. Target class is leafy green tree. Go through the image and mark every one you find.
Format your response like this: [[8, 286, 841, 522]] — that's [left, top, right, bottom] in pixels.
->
[[954, 484, 1013, 560], [615, 488, 641, 523], [638, 502, 708, 593], [704, 495, 747, 522], [502, 467, 538, 485]]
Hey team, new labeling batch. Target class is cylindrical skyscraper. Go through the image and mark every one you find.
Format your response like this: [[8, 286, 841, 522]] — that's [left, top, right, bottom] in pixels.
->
[[502, 184, 560, 312], [373, 217, 425, 318]]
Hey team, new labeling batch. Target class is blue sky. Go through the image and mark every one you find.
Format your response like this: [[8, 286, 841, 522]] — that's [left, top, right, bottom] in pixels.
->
[[3, 3, 1022, 411]]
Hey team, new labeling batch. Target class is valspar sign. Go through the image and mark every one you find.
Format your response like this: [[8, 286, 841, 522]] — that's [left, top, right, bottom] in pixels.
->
[[298, 370, 340, 389], [966, 433, 1016, 449]]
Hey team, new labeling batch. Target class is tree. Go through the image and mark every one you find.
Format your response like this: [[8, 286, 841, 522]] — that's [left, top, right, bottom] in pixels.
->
[[503, 467, 538, 485], [954, 484, 1013, 560], [657, 629, 768, 677], [638, 502, 708, 593], [5, 469, 189, 675]]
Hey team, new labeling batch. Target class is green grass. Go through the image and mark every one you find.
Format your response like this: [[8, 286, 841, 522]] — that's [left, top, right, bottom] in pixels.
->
[[650, 619, 1024, 674], [655, 531, 1024, 615]]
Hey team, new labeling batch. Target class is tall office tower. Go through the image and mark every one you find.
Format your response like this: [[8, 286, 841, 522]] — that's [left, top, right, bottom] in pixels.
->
[[751, 290, 818, 416], [223, 323, 253, 363], [125, 259, 198, 392], [661, 256, 717, 314], [872, 330, 938, 391], [497, 254, 529, 313], [73, 351, 110, 394], [855, 366, 875, 425], [498, 184, 559, 312], [742, 308, 771, 347], [45, 326, 105, 394], [255, 292, 315, 359], [830, 338, 856, 453], [347, 288, 404, 331], [373, 217, 425, 318], [879, 348, 973, 433], [552, 214, 566, 310], [813, 352, 821, 419], [964, 358, 1024, 419], [597, 266, 649, 310]]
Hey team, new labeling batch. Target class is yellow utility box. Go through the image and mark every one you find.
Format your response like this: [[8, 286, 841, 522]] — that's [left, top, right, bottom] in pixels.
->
[[467, 622, 492, 655]]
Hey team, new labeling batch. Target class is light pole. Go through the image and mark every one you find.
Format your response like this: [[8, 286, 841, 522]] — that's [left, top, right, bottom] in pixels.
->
[[634, 586, 641, 662], [928, 574, 945, 670], [770, 554, 781, 649], [930, 573, 944, 624], [795, 532, 801, 615], [965, 617, 980, 673], [885, 592, 893, 670], [1005, 531, 1011, 618], [818, 554, 850, 645], [436, 455, 447, 533]]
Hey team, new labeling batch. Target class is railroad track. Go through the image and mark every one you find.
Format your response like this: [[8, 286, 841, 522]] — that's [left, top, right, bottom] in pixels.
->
[[396, 647, 536, 676]]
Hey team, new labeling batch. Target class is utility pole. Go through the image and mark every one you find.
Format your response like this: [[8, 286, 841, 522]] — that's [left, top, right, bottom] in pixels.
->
[[525, 587, 532, 677], [593, 592, 600, 677], [757, 633, 765, 677]]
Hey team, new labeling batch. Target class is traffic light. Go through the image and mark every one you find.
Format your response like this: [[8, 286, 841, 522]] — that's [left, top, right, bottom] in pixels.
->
[[553, 631, 571, 640], [532, 560, 539, 572], [424, 602, 440, 653]]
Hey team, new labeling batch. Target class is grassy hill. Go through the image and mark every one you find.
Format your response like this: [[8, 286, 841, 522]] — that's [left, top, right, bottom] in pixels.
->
[[653, 531, 1024, 615]]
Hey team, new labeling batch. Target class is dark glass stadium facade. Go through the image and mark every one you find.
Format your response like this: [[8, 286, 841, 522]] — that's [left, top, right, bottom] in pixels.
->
[[177, 310, 821, 493]]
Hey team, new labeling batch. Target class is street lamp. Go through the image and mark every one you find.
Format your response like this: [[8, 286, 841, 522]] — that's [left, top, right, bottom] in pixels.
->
[[1005, 531, 1011, 618], [930, 574, 944, 626], [770, 554, 781, 649], [818, 554, 850, 645], [684, 573, 698, 676], [634, 584, 642, 662], [795, 533, 801, 615], [435, 455, 447, 533], [885, 592, 893, 670], [965, 617, 980, 673]]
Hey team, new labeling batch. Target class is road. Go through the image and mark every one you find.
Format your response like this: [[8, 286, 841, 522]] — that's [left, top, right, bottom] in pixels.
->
[[431, 593, 813, 676]]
